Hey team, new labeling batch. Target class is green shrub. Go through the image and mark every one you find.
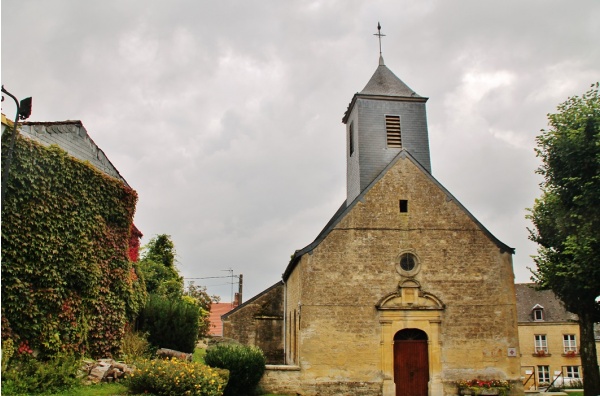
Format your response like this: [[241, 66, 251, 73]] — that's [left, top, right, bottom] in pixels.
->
[[1, 354, 81, 395], [204, 344, 266, 396], [120, 330, 152, 363], [137, 294, 200, 353], [126, 358, 228, 396]]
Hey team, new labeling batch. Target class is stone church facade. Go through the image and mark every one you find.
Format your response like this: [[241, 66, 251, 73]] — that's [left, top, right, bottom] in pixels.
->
[[224, 56, 523, 396]]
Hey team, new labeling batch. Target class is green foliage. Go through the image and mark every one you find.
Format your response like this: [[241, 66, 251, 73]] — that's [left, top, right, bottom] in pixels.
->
[[528, 82, 600, 394], [143, 234, 176, 268], [126, 358, 228, 396], [1, 354, 82, 395], [2, 338, 16, 373], [138, 294, 201, 353], [124, 263, 148, 323], [185, 282, 216, 339], [139, 258, 183, 298], [1, 133, 142, 358], [529, 83, 600, 313], [204, 344, 266, 396], [120, 330, 152, 363]]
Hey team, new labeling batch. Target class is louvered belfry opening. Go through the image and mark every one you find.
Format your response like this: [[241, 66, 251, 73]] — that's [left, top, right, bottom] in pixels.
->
[[385, 115, 402, 148]]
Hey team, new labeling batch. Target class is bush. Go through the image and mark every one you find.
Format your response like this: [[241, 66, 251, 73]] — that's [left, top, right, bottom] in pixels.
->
[[204, 344, 266, 396], [120, 330, 152, 363], [1, 354, 81, 395], [126, 357, 228, 396], [137, 294, 200, 353]]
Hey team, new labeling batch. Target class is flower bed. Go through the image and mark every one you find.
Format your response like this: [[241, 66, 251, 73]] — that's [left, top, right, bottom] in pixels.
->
[[457, 379, 510, 396], [126, 357, 229, 396]]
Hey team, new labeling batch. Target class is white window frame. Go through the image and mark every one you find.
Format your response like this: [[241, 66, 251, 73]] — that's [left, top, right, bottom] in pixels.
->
[[535, 334, 548, 353], [563, 334, 577, 353], [538, 365, 550, 384], [565, 366, 580, 379], [533, 307, 544, 321]]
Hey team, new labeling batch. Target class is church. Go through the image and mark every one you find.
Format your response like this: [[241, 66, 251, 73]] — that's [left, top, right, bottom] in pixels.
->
[[223, 34, 523, 396]]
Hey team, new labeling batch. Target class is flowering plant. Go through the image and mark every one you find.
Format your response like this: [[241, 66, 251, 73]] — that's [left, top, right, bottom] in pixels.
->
[[457, 379, 510, 395], [126, 357, 229, 396]]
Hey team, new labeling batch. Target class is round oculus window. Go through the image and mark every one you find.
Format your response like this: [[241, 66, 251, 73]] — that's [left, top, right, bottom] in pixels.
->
[[400, 253, 416, 271]]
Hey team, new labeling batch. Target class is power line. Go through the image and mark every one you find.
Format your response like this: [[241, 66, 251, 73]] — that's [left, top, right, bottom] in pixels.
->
[[184, 275, 240, 280]]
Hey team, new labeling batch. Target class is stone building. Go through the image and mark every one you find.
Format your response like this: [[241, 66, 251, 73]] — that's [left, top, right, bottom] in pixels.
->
[[516, 283, 599, 390], [225, 55, 523, 396]]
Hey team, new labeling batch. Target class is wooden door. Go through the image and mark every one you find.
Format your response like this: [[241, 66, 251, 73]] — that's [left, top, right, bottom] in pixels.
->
[[394, 339, 429, 396]]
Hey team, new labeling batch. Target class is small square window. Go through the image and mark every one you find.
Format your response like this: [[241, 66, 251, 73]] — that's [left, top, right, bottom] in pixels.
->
[[399, 200, 408, 213], [533, 308, 544, 321]]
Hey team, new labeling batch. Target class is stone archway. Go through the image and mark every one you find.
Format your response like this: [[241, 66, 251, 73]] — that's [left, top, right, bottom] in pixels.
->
[[376, 281, 445, 396]]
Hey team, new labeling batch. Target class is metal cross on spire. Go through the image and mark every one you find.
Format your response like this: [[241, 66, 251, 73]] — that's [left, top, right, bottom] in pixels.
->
[[374, 22, 386, 57]]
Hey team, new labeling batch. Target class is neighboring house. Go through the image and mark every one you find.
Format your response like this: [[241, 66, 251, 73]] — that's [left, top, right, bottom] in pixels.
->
[[224, 54, 522, 396], [222, 282, 283, 364], [1, 114, 141, 357], [209, 302, 238, 337], [516, 283, 600, 390], [12, 119, 143, 259]]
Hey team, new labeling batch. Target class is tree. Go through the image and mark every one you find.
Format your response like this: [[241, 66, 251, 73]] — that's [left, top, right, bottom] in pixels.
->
[[528, 83, 600, 395], [184, 282, 221, 339], [138, 234, 183, 299], [144, 234, 176, 268]]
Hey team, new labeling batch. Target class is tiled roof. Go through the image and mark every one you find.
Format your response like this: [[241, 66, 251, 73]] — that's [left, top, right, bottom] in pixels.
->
[[208, 303, 237, 336], [514, 283, 578, 323], [360, 58, 421, 98]]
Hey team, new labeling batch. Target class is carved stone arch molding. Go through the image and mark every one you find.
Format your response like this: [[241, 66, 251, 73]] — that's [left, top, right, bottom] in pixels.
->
[[376, 280, 445, 310], [376, 281, 445, 396]]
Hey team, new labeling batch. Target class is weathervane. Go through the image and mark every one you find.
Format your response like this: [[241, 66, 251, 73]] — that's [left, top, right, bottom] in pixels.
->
[[373, 22, 386, 57]]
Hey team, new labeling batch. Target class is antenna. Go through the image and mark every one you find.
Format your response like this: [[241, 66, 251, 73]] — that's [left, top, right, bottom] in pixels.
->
[[221, 268, 234, 305]]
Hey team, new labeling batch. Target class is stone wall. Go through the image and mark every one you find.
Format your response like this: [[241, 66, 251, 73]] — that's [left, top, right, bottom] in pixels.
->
[[222, 282, 284, 364]]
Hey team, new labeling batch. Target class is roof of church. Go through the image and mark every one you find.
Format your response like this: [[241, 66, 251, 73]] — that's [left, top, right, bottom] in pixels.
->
[[360, 57, 421, 97], [342, 59, 427, 124], [283, 149, 514, 281], [514, 283, 578, 323]]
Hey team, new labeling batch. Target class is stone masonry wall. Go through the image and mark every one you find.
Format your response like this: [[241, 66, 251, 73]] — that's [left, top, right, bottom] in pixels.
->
[[222, 283, 284, 364], [281, 155, 522, 395]]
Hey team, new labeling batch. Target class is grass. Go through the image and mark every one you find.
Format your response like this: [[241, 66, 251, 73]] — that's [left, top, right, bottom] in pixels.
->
[[45, 382, 130, 396], [193, 346, 206, 364]]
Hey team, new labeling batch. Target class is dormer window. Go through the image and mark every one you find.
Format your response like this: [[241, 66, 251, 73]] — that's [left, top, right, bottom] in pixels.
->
[[532, 304, 544, 321]]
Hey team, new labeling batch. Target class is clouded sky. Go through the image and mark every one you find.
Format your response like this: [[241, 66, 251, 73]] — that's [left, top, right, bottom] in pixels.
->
[[2, 1, 599, 301]]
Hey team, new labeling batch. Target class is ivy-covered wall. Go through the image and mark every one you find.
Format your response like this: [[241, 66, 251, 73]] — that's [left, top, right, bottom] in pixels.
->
[[1, 131, 144, 358]]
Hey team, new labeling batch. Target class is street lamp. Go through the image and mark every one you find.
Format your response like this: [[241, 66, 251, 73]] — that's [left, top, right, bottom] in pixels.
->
[[1, 85, 32, 207]]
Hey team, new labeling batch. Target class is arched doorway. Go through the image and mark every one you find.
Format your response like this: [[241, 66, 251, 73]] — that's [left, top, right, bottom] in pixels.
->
[[394, 328, 429, 396]]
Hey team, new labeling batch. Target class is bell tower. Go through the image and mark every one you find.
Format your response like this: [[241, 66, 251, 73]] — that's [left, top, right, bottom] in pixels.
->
[[343, 25, 431, 204]]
